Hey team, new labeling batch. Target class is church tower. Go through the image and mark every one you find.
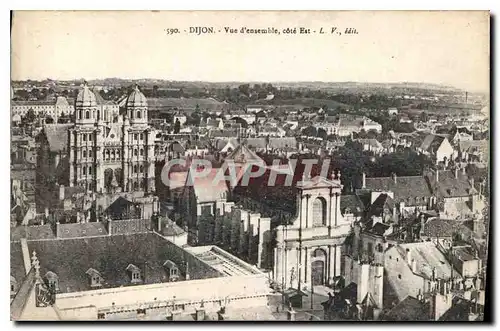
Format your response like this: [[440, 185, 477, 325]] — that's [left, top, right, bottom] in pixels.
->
[[68, 82, 155, 195]]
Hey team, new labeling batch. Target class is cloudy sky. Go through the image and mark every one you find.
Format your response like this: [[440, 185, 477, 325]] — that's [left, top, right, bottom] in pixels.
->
[[11, 11, 489, 92]]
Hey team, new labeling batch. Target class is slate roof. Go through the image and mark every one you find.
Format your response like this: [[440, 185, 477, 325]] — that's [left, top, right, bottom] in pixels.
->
[[43, 124, 72, 152], [458, 140, 488, 155], [364, 176, 433, 205], [24, 233, 211, 294], [383, 296, 430, 321]]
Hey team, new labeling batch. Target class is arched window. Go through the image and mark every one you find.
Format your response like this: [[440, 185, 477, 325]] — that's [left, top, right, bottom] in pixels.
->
[[83, 166, 87, 176], [140, 149, 144, 156], [116, 150, 120, 158], [78, 110, 83, 119], [85, 111, 90, 119], [134, 149, 138, 157], [134, 165, 138, 173], [83, 150, 87, 158], [89, 134, 92, 142], [97, 110, 100, 120], [312, 197, 327, 227], [140, 165, 144, 173], [83, 134, 87, 142], [88, 165, 92, 175], [137, 111, 141, 119], [111, 150, 115, 160], [313, 248, 327, 258]]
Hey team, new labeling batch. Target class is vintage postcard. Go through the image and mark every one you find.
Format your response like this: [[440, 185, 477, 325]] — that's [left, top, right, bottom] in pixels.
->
[[10, 10, 490, 321]]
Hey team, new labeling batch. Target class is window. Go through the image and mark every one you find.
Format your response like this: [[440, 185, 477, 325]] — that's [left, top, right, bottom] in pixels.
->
[[140, 133, 144, 140], [140, 165, 144, 173], [137, 111, 141, 119], [398, 274, 402, 279], [83, 134, 87, 142], [83, 150, 87, 158], [140, 149, 144, 156], [134, 149, 138, 157], [312, 197, 327, 227], [78, 110, 83, 119], [83, 166, 87, 175], [11, 284, 15, 292], [85, 111, 90, 119], [134, 134, 138, 140], [134, 165, 138, 173], [88, 166, 92, 174], [89, 134, 92, 142]]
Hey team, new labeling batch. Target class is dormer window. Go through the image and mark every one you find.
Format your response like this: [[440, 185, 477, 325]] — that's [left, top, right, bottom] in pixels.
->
[[44, 271, 59, 292], [86, 268, 103, 288], [126, 264, 142, 283], [163, 260, 180, 282]]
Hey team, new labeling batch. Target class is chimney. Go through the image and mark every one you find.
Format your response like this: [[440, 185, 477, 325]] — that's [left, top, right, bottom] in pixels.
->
[[362, 172, 366, 189], [195, 307, 206, 321], [436, 170, 439, 183], [392, 173, 397, 184], [44, 207, 49, 219], [406, 248, 411, 265], [455, 168, 458, 179], [59, 184, 65, 201]]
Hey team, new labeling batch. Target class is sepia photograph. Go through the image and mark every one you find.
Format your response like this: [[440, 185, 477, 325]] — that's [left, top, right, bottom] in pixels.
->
[[9, 10, 490, 321]]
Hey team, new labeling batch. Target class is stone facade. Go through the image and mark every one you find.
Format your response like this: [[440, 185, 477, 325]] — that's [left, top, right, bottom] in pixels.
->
[[68, 84, 155, 194]]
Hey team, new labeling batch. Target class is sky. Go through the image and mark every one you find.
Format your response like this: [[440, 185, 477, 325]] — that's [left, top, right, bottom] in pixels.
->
[[10, 11, 490, 92]]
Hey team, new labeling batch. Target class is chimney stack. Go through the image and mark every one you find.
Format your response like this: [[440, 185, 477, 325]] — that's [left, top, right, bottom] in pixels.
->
[[455, 168, 458, 179], [392, 173, 397, 184], [436, 170, 439, 183], [362, 172, 366, 189], [406, 248, 411, 265], [59, 184, 65, 201]]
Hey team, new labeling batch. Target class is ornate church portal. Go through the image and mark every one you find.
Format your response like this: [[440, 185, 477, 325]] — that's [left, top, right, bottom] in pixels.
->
[[273, 174, 352, 291]]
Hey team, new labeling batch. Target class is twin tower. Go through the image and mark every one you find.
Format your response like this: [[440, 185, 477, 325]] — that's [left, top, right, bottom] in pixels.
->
[[67, 83, 155, 195]]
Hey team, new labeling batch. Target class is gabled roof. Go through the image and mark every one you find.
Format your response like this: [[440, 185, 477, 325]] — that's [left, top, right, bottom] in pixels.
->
[[364, 175, 433, 204], [126, 263, 141, 272], [296, 175, 342, 190], [227, 143, 264, 165], [85, 268, 102, 277], [367, 193, 395, 218], [419, 134, 448, 153], [395, 242, 462, 280]]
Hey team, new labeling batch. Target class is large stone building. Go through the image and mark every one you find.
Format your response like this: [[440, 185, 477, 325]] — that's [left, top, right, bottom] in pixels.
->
[[67, 83, 156, 194]]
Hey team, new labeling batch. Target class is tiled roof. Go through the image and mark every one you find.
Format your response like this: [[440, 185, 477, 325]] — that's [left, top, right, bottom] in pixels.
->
[[367, 193, 395, 218], [340, 195, 364, 214], [383, 296, 429, 321], [421, 218, 457, 238], [11, 224, 56, 242], [245, 138, 267, 149], [43, 124, 72, 152], [426, 170, 475, 198], [396, 242, 462, 280]]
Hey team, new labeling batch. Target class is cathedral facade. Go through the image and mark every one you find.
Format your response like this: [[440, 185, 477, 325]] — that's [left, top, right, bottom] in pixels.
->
[[68, 83, 156, 194]]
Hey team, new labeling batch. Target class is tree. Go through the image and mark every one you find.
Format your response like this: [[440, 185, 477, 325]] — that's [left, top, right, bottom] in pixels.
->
[[22, 109, 36, 125], [173, 118, 181, 134], [301, 126, 317, 137]]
